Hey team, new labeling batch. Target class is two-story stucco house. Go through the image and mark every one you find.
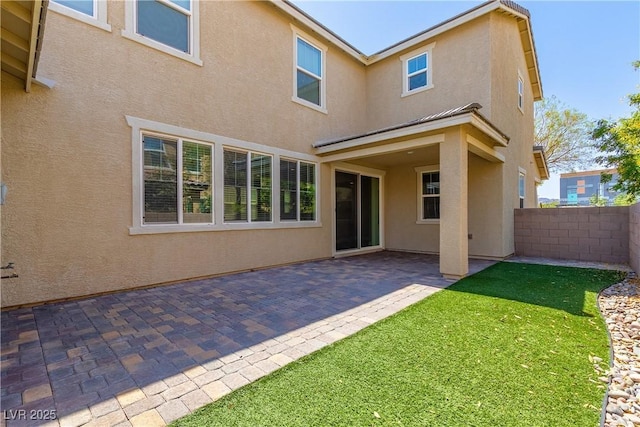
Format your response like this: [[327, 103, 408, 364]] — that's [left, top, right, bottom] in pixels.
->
[[1, 0, 548, 308]]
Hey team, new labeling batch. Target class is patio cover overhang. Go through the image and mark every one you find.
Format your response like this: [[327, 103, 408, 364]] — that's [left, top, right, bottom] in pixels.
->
[[313, 103, 509, 280], [314, 103, 508, 165]]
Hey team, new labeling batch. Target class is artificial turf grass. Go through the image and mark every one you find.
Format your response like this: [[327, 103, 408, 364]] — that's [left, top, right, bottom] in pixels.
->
[[172, 262, 625, 427]]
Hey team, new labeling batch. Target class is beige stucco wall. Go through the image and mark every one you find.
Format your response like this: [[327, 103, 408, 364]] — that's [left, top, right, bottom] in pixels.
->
[[384, 163, 439, 254], [1, 1, 367, 307], [365, 15, 493, 130], [364, 11, 536, 260], [488, 12, 541, 256]]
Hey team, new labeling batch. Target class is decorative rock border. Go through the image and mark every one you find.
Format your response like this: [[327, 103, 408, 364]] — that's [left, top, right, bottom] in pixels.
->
[[598, 273, 640, 427]]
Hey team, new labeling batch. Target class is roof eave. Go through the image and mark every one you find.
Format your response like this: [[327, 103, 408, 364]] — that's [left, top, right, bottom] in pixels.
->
[[1, 0, 48, 92], [533, 146, 550, 180]]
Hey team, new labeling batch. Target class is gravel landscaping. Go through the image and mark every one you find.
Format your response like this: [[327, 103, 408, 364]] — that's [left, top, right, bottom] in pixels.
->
[[599, 274, 640, 427]]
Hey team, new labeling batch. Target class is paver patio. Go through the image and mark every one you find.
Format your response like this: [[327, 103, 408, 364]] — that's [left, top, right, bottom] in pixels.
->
[[1, 252, 495, 427]]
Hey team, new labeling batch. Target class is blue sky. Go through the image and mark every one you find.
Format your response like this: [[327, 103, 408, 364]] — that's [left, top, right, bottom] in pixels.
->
[[291, 0, 640, 198]]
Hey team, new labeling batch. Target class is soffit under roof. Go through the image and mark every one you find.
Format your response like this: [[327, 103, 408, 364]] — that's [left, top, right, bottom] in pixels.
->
[[1, 0, 48, 92]]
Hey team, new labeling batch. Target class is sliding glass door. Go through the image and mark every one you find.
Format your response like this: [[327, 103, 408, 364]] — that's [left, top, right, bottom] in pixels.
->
[[335, 170, 381, 251]]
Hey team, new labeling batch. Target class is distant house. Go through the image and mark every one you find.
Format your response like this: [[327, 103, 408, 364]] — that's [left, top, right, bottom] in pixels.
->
[[1, 0, 547, 308], [560, 169, 623, 206]]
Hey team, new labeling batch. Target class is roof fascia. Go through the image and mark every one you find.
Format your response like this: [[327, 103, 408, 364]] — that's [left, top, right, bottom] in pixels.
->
[[533, 147, 550, 180], [26, 0, 47, 92], [272, 1, 366, 61], [367, 1, 501, 63]]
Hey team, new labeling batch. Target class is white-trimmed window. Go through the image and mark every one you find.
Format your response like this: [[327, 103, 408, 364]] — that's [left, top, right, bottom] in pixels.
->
[[143, 134, 213, 224], [519, 169, 526, 208], [517, 73, 524, 112], [223, 149, 272, 223], [415, 166, 440, 221], [292, 27, 327, 113], [122, 0, 202, 65], [401, 43, 435, 96], [49, 0, 111, 31], [280, 159, 316, 221], [128, 116, 320, 234]]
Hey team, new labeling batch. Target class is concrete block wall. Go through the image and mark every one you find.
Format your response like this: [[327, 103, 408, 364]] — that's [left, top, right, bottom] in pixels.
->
[[630, 203, 640, 273], [514, 206, 630, 264]]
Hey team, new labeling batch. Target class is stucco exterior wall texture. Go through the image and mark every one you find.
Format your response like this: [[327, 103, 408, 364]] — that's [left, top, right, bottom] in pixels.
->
[[2, 1, 542, 306], [514, 207, 630, 264], [630, 203, 640, 274]]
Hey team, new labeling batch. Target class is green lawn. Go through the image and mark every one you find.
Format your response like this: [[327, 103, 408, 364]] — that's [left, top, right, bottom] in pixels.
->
[[172, 262, 624, 427]]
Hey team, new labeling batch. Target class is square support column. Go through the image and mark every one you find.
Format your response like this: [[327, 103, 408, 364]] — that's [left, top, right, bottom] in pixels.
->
[[439, 129, 469, 279]]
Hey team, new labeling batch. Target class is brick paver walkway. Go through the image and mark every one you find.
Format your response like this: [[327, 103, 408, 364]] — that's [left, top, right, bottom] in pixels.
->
[[1, 252, 495, 427]]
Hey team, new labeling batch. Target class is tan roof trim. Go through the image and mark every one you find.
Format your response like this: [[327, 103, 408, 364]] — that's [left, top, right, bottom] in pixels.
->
[[532, 146, 550, 180], [270, 0, 366, 60]]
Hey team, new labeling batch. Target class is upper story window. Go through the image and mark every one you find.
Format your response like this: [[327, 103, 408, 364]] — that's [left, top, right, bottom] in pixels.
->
[[400, 43, 435, 97], [517, 72, 524, 112], [49, 0, 111, 31], [407, 53, 427, 91], [415, 166, 440, 222], [137, 0, 190, 53], [291, 26, 327, 113], [54, 0, 94, 16], [296, 38, 322, 105], [123, 0, 202, 65]]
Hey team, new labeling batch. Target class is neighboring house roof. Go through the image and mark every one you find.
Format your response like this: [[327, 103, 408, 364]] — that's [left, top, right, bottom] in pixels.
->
[[1, 0, 48, 92], [314, 103, 509, 149], [275, 0, 542, 100]]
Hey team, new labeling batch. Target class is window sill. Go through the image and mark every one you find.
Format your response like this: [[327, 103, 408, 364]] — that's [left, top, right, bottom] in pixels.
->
[[416, 219, 440, 225], [49, 2, 112, 32], [129, 221, 323, 235], [291, 96, 328, 114], [402, 84, 434, 98], [121, 30, 203, 66]]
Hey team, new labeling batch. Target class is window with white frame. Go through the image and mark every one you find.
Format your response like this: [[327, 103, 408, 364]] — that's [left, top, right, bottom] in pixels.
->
[[49, 0, 111, 31], [519, 171, 525, 208], [518, 73, 524, 111], [137, 0, 191, 53], [415, 166, 440, 221], [280, 159, 316, 221], [53, 0, 95, 16], [143, 134, 213, 224], [123, 0, 201, 65], [223, 149, 272, 223], [401, 43, 435, 96], [292, 27, 326, 112], [128, 116, 320, 233]]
